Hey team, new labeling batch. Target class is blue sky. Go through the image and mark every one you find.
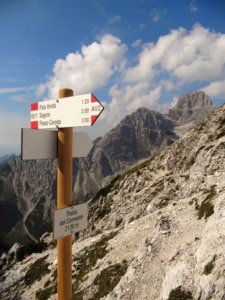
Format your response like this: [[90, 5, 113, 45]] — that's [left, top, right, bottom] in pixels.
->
[[0, 0, 225, 155]]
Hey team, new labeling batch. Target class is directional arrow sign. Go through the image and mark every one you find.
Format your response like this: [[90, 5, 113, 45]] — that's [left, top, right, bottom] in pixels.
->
[[21, 128, 93, 160], [30, 93, 104, 129]]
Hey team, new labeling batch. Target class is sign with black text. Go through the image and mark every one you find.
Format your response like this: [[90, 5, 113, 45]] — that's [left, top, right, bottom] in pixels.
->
[[53, 203, 88, 239], [30, 93, 104, 129]]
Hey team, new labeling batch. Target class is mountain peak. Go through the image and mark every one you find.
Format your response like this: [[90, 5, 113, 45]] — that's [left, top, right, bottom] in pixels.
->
[[168, 91, 215, 125]]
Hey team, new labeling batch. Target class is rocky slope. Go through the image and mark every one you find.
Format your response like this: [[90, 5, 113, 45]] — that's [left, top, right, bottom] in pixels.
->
[[0, 91, 215, 250], [73, 107, 178, 202], [0, 96, 225, 299], [74, 91, 215, 201]]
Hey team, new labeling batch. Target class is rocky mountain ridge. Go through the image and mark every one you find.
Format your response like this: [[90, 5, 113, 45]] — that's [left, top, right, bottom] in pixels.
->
[[0, 154, 16, 164], [0, 95, 225, 299], [167, 90, 214, 125], [0, 91, 215, 251]]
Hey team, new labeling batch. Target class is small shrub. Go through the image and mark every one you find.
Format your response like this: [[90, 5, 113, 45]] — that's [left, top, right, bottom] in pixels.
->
[[219, 116, 225, 127], [203, 255, 216, 275], [136, 170, 141, 176], [198, 186, 216, 219], [72, 231, 118, 295], [204, 261, 214, 275], [91, 155, 158, 204], [16, 241, 47, 261], [198, 201, 214, 219], [216, 131, 225, 139], [24, 255, 50, 286], [97, 206, 111, 219], [91, 175, 120, 203], [36, 284, 56, 300], [91, 261, 128, 299], [168, 286, 193, 300], [0, 163, 12, 177]]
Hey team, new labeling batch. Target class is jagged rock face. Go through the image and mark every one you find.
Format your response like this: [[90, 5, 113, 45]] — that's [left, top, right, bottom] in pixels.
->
[[1, 102, 225, 300], [0, 91, 215, 250], [102, 108, 175, 163], [0, 158, 58, 248], [73, 108, 178, 201], [168, 91, 215, 125], [78, 103, 225, 300]]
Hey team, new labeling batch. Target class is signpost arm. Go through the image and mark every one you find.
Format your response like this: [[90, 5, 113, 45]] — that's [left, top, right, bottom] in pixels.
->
[[57, 88, 73, 300]]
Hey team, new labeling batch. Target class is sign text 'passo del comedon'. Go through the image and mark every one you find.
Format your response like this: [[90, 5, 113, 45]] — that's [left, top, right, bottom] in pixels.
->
[[53, 203, 88, 239]]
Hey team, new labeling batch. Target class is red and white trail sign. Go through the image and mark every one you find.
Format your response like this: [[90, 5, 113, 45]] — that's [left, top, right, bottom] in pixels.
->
[[30, 93, 104, 129]]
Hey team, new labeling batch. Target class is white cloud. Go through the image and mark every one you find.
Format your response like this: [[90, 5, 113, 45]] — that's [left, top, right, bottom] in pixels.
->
[[132, 39, 142, 48], [189, 0, 198, 12], [11, 94, 29, 103], [125, 24, 225, 85], [0, 85, 38, 94], [108, 15, 121, 24], [161, 80, 175, 91], [170, 96, 179, 108], [150, 9, 167, 23], [151, 9, 160, 23], [105, 83, 162, 128], [201, 80, 225, 98], [37, 24, 225, 139], [124, 43, 158, 82], [104, 23, 225, 131], [1, 24, 225, 155], [169, 25, 225, 82], [39, 35, 127, 99]]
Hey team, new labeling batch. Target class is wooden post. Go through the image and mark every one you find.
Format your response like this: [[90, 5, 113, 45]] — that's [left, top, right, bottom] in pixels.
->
[[57, 88, 73, 300]]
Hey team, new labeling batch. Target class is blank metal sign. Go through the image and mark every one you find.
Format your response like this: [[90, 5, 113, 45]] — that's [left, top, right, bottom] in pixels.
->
[[21, 128, 93, 160]]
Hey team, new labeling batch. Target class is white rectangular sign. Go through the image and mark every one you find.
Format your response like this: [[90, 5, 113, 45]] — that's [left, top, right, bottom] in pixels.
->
[[53, 203, 88, 239], [21, 129, 93, 160], [30, 93, 104, 129]]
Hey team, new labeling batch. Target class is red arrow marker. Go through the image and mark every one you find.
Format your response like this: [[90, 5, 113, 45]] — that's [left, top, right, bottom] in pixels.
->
[[90, 93, 104, 125], [30, 93, 104, 129]]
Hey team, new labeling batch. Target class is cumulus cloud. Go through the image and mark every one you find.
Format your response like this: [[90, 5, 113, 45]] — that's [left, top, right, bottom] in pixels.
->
[[103, 83, 163, 131], [102, 23, 225, 132], [39, 24, 225, 138], [201, 80, 225, 98], [125, 24, 225, 84], [39, 35, 127, 99]]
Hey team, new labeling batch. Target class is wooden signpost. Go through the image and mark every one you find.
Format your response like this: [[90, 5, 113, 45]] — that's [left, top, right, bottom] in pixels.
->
[[21, 88, 104, 300], [57, 88, 73, 300]]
